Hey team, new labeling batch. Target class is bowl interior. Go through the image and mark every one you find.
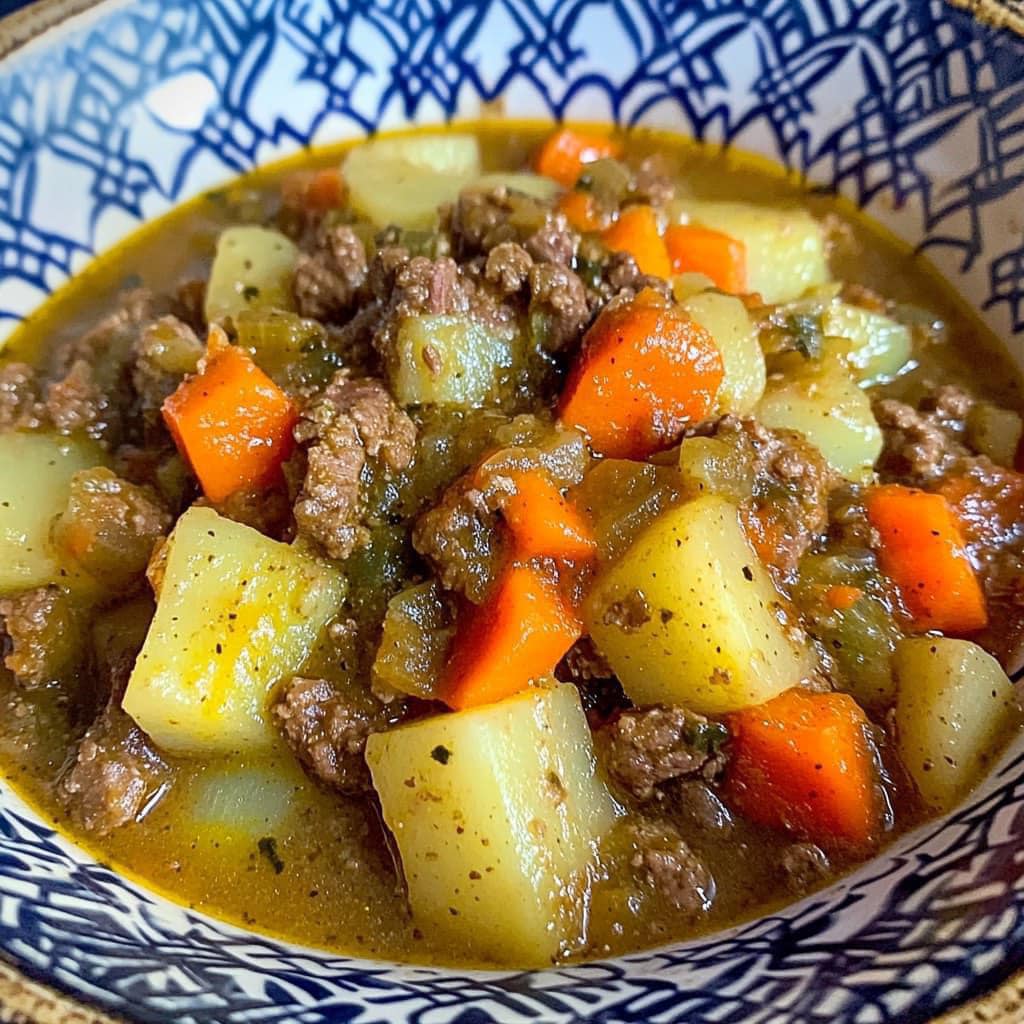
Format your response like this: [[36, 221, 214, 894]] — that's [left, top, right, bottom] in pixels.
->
[[1, 2, 1024, 1022]]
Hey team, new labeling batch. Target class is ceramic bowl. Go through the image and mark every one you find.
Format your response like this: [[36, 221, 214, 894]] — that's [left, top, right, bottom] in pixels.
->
[[1, 1, 1024, 1022]]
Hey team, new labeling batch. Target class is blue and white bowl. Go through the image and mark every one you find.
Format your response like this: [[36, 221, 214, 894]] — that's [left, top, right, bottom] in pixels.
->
[[1, 2, 1023, 1021]]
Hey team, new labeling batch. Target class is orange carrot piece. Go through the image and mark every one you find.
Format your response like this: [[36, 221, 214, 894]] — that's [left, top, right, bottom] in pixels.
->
[[865, 484, 987, 634], [601, 205, 671, 278], [162, 336, 298, 503], [502, 470, 596, 563], [724, 688, 881, 850], [535, 128, 622, 188], [664, 224, 747, 293], [825, 585, 864, 611], [558, 190, 607, 233], [440, 564, 582, 710], [281, 167, 346, 211], [559, 291, 723, 459]]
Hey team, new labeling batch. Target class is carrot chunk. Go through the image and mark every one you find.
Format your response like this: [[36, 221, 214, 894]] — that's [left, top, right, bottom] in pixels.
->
[[558, 190, 607, 233], [162, 333, 298, 503], [664, 224, 747, 293], [535, 127, 622, 188], [601, 205, 671, 278], [724, 688, 881, 850], [281, 167, 346, 212], [502, 469, 596, 563], [865, 484, 987, 634], [559, 291, 723, 459], [440, 564, 582, 710], [824, 585, 864, 611]]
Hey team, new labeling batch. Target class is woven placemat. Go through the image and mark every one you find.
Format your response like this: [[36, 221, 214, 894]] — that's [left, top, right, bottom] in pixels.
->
[[947, 0, 1024, 33]]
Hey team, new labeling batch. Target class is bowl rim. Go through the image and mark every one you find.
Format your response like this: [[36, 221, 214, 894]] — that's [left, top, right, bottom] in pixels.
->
[[1, 1, 1024, 1022]]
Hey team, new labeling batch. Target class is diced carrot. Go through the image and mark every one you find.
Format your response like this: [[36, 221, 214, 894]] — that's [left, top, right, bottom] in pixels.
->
[[825, 585, 864, 611], [281, 167, 346, 212], [501, 469, 596, 563], [724, 688, 881, 850], [601, 205, 671, 278], [559, 291, 723, 459], [535, 127, 622, 188], [865, 484, 987, 634], [664, 224, 747, 293], [440, 564, 582, 710], [558, 190, 606, 233], [162, 331, 298, 503]]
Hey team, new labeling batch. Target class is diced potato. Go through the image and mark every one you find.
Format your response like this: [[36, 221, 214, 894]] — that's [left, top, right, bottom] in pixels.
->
[[682, 291, 766, 415], [0, 431, 107, 595], [391, 314, 514, 407], [821, 303, 911, 385], [967, 402, 1023, 467], [756, 348, 882, 481], [471, 172, 560, 201], [344, 133, 481, 229], [205, 226, 299, 323], [669, 199, 830, 303], [894, 638, 1017, 811], [123, 506, 344, 755], [188, 759, 303, 842], [365, 683, 616, 965], [372, 580, 455, 699], [585, 495, 812, 713]]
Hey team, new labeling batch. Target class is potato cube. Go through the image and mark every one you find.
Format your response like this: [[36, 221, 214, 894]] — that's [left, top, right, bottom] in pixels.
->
[[894, 638, 1017, 811], [123, 506, 344, 754], [365, 682, 616, 965], [585, 495, 812, 713], [0, 431, 107, 595]]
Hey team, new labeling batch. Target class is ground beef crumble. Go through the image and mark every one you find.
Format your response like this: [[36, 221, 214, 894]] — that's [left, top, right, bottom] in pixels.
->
[[293, 372, 416, 560], [625, 818, 715, 916], [597, 705, 728, 802], [273, 677, 390, 795]]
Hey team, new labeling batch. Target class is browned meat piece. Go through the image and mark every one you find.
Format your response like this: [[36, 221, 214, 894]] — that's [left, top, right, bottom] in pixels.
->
[[780, 842, 831, 894], [0, 362, 45, 430], [60, 703, 168, 836], [628, 155, 676, 207], [484, 241, 533, 295], [411, 472, 509, 604], [873, 384, 975, 485], [45, 359, 107, 438], [583, 248, 673, 310], [558, 637, 613, 684], [447, 187, 578, 266], [293, 223, 368, 321], [597, 705, 728, 801], [175, 278, 207, 334], [527, 262, 590, 352], [626, 818, 715, 915], [52, 468, 172, 589], [47, 290, 168, 447], [293, 372, 416, 560], [274, 677, 385, 794], [131, 315, 203, 418], [717, 416, 839, 577], [672, 780, 735, 834], [932, 456, 1024, 673], [0, 586, 83, 687], [209, 486, 293, 540]]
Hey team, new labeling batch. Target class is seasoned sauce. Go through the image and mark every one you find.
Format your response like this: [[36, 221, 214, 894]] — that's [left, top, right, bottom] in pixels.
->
[[0, 122, 1021, 968]]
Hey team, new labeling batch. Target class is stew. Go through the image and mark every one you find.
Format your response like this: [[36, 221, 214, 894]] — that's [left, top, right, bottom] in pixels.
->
[[0, 122, 1021, 967]]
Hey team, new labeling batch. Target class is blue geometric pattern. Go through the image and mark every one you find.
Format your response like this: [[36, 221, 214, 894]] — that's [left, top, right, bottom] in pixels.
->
[[0, 1, 1023, 1022]]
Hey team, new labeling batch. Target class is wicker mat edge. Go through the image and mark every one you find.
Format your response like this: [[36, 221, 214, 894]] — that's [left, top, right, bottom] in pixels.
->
[[946, 0, 1024, 33]]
